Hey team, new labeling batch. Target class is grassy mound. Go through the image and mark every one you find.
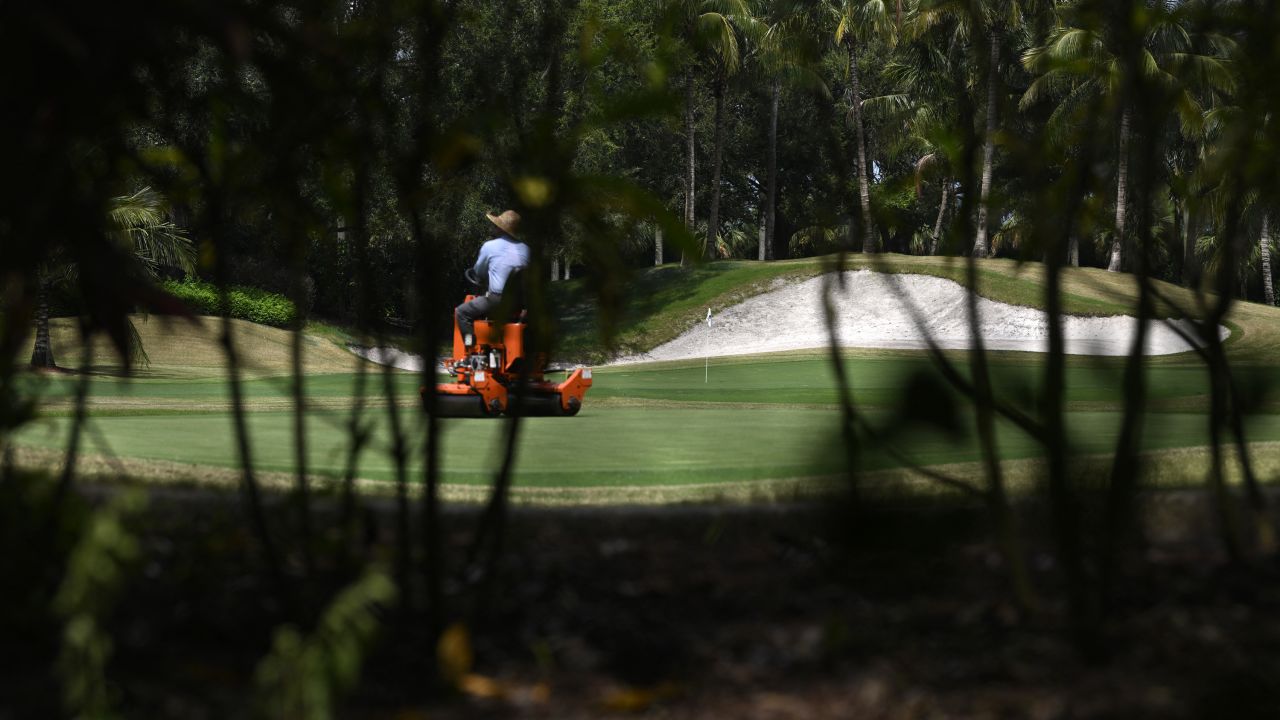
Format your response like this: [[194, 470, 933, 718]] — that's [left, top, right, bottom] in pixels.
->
[[553, 254, 1280, 365], [37, 314, 362, 378]]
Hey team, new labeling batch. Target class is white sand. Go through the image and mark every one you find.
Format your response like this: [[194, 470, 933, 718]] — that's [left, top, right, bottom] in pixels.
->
[[349, 345, 429, 372], [613, 270, 1224, 365]]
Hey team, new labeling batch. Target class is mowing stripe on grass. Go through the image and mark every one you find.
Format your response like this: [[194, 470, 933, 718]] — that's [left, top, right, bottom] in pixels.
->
[[17, 404, 1280, 488]]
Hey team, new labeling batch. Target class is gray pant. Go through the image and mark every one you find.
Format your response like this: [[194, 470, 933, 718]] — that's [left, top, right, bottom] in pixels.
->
[[456, 292, 501, 339]]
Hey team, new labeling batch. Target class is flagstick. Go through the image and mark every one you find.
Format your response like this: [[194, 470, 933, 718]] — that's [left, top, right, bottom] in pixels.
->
[[704, 329, 709, 383], [704, 307, 712, 383]]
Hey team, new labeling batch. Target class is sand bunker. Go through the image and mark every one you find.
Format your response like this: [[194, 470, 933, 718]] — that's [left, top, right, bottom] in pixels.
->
[[616, 270, 1223, 364], [349, 345, 428, 372]]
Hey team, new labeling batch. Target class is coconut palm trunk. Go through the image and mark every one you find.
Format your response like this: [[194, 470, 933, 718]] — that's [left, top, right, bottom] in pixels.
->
[[707, 70, 726, 260], [846, 39, 875, 254], [1183, 203, 1197, 285], [1262, 213, 1275, 305], [763, 78, 780, 261], [1108, 104, 1132, 273], [973, 29, 1001, 258], [683, 68, 697, 266], [931, 179, 950, 255], [30, 272, 55, 368], [655, 225, 664, 265]]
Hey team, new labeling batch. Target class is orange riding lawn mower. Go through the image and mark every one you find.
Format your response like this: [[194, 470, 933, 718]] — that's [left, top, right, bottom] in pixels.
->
[[424, 270, 593, 418]]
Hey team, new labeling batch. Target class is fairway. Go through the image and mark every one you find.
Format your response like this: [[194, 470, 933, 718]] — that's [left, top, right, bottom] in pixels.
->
[[17, 266, 1280, 501], [16, 349, 1280, 495]]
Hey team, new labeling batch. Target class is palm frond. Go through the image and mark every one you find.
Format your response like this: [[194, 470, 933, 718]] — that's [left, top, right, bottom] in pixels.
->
[[697, 12, 741, 72], [1166, 52, 1236, 95], [914, 151, 945, 196], [1044, 79, 1105, 146], [861, 92, 913, 115], [789, 224, 843, 256], [108, 186, 196, 278]]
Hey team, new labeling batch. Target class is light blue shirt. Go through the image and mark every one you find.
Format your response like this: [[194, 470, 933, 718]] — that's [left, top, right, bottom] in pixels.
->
[[473, 234, 530, 295]]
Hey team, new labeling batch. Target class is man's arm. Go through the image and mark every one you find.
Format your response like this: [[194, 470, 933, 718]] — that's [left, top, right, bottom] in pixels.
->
[[472, 240, 495, 280]]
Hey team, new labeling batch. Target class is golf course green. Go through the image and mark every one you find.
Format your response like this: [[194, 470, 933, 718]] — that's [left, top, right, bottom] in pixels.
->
[[14, 256, 1280, 500], [14, 351, 1280, 493]]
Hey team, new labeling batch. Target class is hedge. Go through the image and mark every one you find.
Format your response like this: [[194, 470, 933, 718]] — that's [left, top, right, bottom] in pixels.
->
[[163, 279, 298, 328]]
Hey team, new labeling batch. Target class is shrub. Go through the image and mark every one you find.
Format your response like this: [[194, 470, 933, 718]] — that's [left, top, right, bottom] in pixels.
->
[[163, 278, 298, 327]]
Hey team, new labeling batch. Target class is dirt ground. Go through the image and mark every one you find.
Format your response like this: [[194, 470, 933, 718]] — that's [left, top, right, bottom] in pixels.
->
[[5, 489, 1280, 719]]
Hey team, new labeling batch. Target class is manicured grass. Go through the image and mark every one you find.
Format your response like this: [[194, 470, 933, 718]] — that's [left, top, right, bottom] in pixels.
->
[[19, 394, 1280, 488], [15, 255, 1280, 500], [23, 371, 423, 402], [596, 354, 1229, 408], [15, 351, 1280, 494]]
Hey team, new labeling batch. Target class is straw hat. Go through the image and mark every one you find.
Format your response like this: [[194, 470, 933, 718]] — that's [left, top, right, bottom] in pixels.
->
[[486, 209, 522, 238]]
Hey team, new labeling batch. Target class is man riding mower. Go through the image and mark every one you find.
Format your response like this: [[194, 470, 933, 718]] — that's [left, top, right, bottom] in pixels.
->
[[426, 209, 592, 418]]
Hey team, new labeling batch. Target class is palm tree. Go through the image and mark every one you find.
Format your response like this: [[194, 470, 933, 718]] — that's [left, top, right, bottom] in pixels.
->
[[751, 0, 829, 261], [30, 187, 194, 368], [1021, 0, 1232, 272], [29, 264, 61, 369], [1193, 195, 1273, 303], [915, 0, 1050, 257], [700, 1, 752, 259], [669, 0, 753, 263], [911, 0, 996, 258], [864, 36, 961, 255], [1198, 96, 1276, 302], [831, 0, 901, 253], [916, 152, 954, 254], [1262, 212, 1275, 305]]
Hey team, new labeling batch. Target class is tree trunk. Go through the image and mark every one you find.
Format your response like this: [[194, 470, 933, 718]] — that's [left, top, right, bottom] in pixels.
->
[[1108, 104, 1132, 273], [683, 68, 696, 266], [1261, 213, 1274, 305], [1183, 204, 1197, 286], [655, 225, 664, 266], [1172, 199, 1183, 281], [564, 260, 571, 280], [764, 78, 780, 262], [847, 39, 875, 254], [973, 29, 1001, 258], [931, 179, 950, 255], [1067, 236, 1079, 266], [551, 256, 559, 282], [30, 272, 55, 368], [707, 69, 726, 260], [758, 224, 766, 262]]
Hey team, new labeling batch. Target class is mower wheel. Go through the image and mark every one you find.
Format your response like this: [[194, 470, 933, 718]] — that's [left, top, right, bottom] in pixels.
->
[[558, 396, 581, 417]]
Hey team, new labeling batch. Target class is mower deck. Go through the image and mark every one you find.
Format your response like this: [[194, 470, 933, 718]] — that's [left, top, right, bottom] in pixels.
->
[[434, 368, 591, 418], [424, 303, 592, 418]]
